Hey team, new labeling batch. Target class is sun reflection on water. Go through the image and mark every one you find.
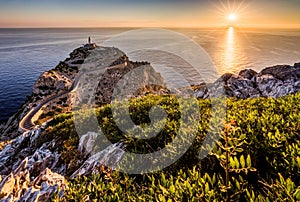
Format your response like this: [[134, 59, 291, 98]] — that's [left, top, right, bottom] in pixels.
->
[[225, 27, 236, 72], [216, 26, 247, 75]]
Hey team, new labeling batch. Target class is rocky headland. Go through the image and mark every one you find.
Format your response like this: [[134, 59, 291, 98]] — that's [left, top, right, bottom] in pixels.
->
[[0, 43, 299, 201]]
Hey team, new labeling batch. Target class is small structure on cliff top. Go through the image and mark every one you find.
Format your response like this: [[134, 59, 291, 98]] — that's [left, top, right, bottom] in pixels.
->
[[84, 36, 97, 49]]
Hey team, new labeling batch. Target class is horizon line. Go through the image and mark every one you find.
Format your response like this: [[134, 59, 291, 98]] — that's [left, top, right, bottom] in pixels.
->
[[1, 26, 300, 30]]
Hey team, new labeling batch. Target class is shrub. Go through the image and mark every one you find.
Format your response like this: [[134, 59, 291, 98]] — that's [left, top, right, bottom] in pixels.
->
[[49, 93, 300, 201]]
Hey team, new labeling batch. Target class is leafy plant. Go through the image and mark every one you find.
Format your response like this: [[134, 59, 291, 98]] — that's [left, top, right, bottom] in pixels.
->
[[48, 93, 300, 201]]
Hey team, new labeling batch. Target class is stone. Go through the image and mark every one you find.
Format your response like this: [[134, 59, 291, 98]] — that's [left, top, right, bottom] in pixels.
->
[[238, 69, 258, 80], [32, 168, 66, 189], [78, 131, 98, 155], [0, 167, 66, 202], [193, 63, 300, 99], [0, 173, 15, 199], [33, 71, 71, 96], [294, 63, 300, 68], [194, 83, 208, 98], [226, 75, 260, 98], [71, 143, 125, 178], [94, 63, 165, 105], [217, 73, 233, 84], [259, 65, 296, 80]]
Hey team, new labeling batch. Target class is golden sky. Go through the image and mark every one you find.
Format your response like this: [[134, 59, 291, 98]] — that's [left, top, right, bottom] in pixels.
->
[[0, 0, 299, 28]]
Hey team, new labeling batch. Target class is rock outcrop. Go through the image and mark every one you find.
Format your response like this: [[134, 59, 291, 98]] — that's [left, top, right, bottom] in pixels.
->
[[0, 159, 65, 201], [0, 124, 63, 175], [194, 63, 300, 99], [72, 140, 125, 179], [0, 126, 124, 201], [0, 124, 66, 201], [95, 63, 167, 105], [33, 71, 71, 96]]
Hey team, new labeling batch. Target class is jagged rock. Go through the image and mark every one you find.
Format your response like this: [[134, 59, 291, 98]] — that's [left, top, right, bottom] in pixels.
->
[[0, 123, 65, 182], [226, 75, 260, 98], [217, 73, 234, 83], [239, 69, 257, 80], [78, 131, 98, 155], [94, 63, 166, 105], [33, 71, 71, 96], [27, 145, 60, 177], [0, 158, 65, 202], [194, 63, 300, 99], [0, 131, 32, 175], [259, 65, 299, 80], [0, 173, 15, 199], [71, 143, 125, 178], [194, 83, 208, 98], [32, 168, 65, 190], [256, 74, 281, 97]]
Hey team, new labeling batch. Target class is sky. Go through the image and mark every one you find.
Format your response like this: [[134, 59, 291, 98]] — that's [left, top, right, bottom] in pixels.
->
[[0, 0, 299, 28]]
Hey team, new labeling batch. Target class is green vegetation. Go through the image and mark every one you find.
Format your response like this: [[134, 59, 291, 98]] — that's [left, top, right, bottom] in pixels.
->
[[48, 93, 300, 201]]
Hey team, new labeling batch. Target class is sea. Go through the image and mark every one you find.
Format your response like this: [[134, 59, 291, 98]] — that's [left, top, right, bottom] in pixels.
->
[[0, 28, 300, 123]]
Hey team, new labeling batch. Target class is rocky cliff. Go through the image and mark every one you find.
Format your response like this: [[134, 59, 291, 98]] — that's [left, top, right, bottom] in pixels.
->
[[0, 45, 167, 201], [0, 43, 299, 201]]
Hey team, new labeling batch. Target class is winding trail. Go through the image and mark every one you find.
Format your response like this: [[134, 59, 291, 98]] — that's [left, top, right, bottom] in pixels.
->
[[19, 62, 126, 132]]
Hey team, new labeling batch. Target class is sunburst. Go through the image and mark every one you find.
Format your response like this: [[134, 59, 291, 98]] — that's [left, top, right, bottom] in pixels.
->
[[210, 0, 254, 27], [228, 13, 237, 22]]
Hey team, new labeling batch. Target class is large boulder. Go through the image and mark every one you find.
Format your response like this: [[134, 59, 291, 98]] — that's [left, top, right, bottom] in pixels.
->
[[194, 83, 208, 98], [259, 64, 300, 80], [226, 75, 260, 98], [216, 73, 234, 84], [238, 69, 258, 80]]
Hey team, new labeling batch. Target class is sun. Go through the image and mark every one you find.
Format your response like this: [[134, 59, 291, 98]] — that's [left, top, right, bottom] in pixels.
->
[[228, 13, 237, 22]]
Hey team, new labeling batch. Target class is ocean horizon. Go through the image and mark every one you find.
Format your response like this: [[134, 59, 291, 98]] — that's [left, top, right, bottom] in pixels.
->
[[1, 27, 300, 123]]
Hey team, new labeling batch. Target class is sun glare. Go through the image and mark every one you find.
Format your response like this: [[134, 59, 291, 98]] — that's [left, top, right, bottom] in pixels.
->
[[212, 0, 251, 27], [228, 13, 237, 22]]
